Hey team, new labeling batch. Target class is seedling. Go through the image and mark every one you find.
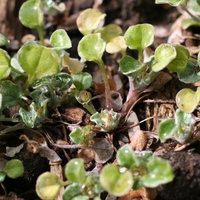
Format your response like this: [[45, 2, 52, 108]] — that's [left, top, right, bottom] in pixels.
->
[[158, 109, 197, 143], [36, 158, 103, 200], [36, 145, 174, 199], [0, 159, 24, 187]]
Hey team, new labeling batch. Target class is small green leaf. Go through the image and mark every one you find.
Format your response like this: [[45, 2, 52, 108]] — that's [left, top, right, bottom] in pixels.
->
[[176, 87, 200, 113], [106, 36, 127, 54], [36, 172, 62, 200], [99, 24, 123, 42], [18, 42, 60, 84], [72, 72, 92, 90], [90, 109, 120, 132], [174, 109, 194, 143], [124, 24, 154, 51], [0, 33, 10, 46], [65, 158, 86, 184], [117, 144, 138, 169], [158, 118, 177, 142], [19, 101, 47, 128], [78, 33, 106, 63], [0, 170, 6, 183], [50, 29, 72, 50], [77, 8, 106, 35], [152, 44, 176, 72], [142, 157, 174, 188], [63, 183, 82, 200], [0, 80, 23, 109], [0, 49, 11, 80], [4, 159, 24, 179], [155, 0, 186, 6], [75, 90, 92, 105], [178, 60, 200, 83], [182, 18, 200, 29], [69, 125, 94, 145], [19, 0, 43, 28], [119, 55, 143, 75], [100, 164, 133, 196], [167, 45, 190, 73]]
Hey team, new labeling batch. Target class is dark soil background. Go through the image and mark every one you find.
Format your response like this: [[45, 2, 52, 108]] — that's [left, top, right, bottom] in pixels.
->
[[1, 0, 200, 200]]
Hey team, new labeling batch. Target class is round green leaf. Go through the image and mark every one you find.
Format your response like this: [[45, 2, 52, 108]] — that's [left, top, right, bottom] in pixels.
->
[[75, 90, 92, 105], [50, 29, 72, 50], [19, 0, 43, 28], [78, 33, 106, 63], [0, 49, 11, 80], [174, 109, 194, 143], [72, 72, 92, 90], [158, 118, 177, 142], [152, 44, 176, 72], [69, 126, 94, 145], [178, 60, 200, 83], [124, 24, 154, 51], [119, 55, 143, 75], [17, 42, 60, 84], [65, 158, 86, 184], [36, 172, 62, 200], [167, 45, 190, 73], [77, 8, 106, 35], [117, 144, 138, 169], [100, 164, 133, 196], [4, 159, 24, 179], [142, 157, 174, 188], [176, 87, 200, 113]]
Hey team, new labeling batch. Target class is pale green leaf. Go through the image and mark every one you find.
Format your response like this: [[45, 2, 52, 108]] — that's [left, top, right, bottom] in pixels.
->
[[0, 49, 11, 80], [4, 159, 24, 179], [17, 42, 60, 84], [124, 24, 154, 51], [176, 87, 200, 113], [78, 33, 106, 63], [77, 8, 106, 35], [152, 44, 176, 72], [19, 0, 43, 28], [36, 172, 61, 200], [65, 158, 86, 184], [100, 164, 133, 196], [50, 29, 72, 50]]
